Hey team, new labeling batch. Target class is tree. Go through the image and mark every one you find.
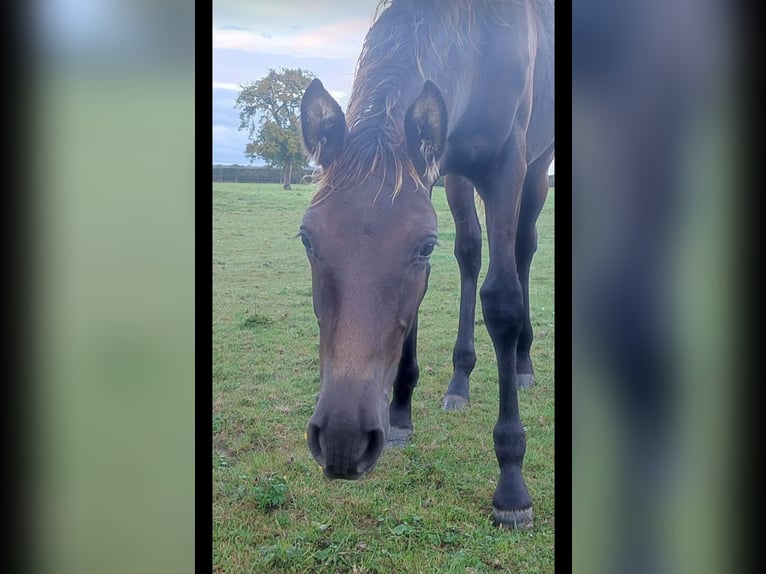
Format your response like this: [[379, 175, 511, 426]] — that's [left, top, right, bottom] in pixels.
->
[[235, 68, 316, 190]]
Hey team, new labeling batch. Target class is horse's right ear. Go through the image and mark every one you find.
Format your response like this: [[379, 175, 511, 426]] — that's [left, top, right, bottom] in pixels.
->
[[300, 79, 347, 168], [404, 80, 448, 185]]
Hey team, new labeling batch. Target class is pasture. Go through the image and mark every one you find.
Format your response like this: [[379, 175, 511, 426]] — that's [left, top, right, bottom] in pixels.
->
[[213, 182, 555, 573]]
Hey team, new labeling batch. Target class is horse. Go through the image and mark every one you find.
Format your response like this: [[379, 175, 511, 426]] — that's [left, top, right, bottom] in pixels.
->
[[298, 0, 554, 529]]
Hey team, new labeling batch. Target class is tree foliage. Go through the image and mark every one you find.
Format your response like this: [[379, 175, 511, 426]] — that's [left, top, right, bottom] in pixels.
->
[[234, 68, 316, 188]]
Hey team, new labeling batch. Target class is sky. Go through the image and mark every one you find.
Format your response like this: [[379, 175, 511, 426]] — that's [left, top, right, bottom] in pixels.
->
[[212, 0, 554, 175]]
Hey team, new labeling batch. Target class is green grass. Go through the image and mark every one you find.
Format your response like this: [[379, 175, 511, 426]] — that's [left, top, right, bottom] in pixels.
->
[[213, 182, 555, 573]]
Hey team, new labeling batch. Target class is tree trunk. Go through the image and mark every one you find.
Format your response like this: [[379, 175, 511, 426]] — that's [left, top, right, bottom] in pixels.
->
[[283, 162, 293, 190]]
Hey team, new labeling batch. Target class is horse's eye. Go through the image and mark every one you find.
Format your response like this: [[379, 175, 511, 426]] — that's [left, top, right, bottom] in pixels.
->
[[419, 241, 436, 258], [300, 233, 316, 256]]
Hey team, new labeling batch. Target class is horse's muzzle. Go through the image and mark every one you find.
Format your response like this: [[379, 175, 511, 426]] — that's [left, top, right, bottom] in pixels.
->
[[307, 410, 386, 480]]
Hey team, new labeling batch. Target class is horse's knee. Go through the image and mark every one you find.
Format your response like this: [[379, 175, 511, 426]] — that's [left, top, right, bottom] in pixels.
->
[[480, 277, 525, 340]]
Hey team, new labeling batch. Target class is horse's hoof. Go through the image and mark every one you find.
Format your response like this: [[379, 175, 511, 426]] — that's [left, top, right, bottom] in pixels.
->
[[492, 506, 534, 530], [516, 373, 535, 389], [387, 426, 412, 448], [442, 394, 469, 411]]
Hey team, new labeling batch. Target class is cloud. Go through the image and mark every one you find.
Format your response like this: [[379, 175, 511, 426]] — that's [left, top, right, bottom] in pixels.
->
[[213, 82, 241, 91], [213, 19, 368, 59]]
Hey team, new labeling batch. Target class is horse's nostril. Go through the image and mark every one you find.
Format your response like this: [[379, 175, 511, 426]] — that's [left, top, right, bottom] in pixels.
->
[[357, 428, 385, 475], [307, 422, 324, 466]]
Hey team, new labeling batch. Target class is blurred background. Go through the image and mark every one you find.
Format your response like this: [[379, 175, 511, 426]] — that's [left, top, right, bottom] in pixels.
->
[[572, 0, 744, 572], [25, 1, 195, 573]]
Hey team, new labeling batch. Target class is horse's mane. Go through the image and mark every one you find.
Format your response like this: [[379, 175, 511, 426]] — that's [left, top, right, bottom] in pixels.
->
[[311, 0, 536, 202]]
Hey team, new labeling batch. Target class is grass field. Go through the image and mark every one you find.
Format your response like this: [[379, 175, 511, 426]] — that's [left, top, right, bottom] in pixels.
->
[[213, 182, 555, 573]]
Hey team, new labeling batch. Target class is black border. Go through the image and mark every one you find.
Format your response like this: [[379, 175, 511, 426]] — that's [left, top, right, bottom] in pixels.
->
[[198, 3, 214, 573], [2, 0, 33, 571], [552, 1, 573, 570], [736, 1, 765, 571]]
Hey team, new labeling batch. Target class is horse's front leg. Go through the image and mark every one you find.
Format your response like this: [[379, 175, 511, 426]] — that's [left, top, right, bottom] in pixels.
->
[[388, 315, 420, 447], [442, 174, 482, 410], [479, 165, 534, 529]]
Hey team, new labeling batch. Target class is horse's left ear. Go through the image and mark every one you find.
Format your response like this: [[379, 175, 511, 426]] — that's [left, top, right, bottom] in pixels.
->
[[405, 80, 448, 184]]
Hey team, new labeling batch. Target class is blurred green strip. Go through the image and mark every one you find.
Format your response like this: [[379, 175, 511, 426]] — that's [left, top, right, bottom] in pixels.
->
[[32, 69, 195, 574]]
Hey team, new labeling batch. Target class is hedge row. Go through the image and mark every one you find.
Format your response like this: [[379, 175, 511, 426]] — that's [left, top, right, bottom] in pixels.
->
[[213, 165, 554, 188]]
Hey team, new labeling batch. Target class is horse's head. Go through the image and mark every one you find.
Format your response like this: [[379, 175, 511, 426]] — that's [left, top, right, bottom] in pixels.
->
[[299, 78, 447, 479]]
